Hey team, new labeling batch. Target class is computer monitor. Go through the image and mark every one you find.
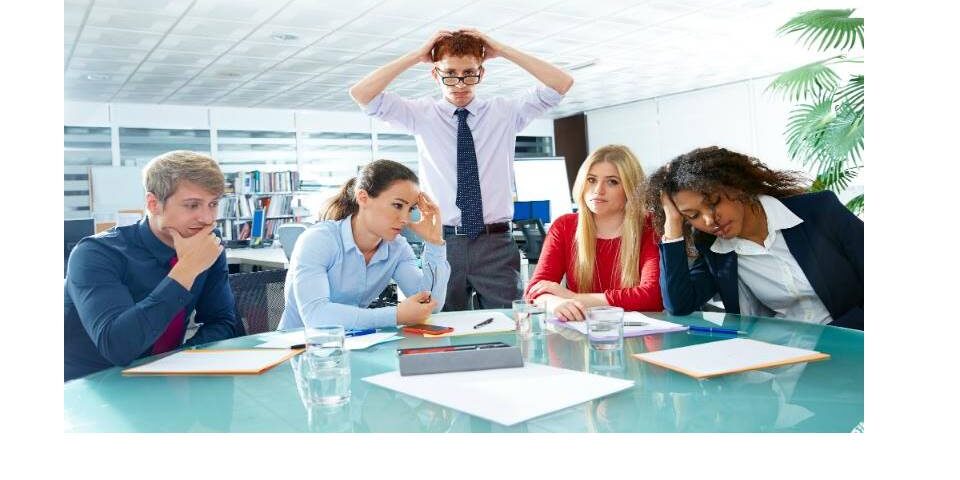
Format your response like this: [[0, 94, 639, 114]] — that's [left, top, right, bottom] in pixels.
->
[[513, 200, 551, 224], [65, 218, 95, 275]]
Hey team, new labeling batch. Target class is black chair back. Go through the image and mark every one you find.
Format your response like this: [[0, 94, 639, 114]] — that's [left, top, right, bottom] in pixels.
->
[[514, 219, 546, 262], [228, 268, 287, 335]]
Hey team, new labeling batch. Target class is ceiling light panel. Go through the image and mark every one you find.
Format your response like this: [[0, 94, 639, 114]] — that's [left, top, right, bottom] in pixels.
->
[[169, 17, 257, 40]]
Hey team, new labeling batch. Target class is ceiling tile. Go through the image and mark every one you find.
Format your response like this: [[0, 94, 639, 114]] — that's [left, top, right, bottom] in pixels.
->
[[137, 62, 205, 76], [340, 14, 423, 35], [72, 44, 151, 62], [247, 25, 332, 47], [147, 50, 220, 66], [155, 35, 236, 56], [273, 58, 333, 74], [169, 17, 257, 40], [268, 5, 359, 30], [189, 0, 286, 23], [230, 41, 302, 59], [67, 59, 141, 75], [314, 31, 392, 52], [78, 27, 165, 50], [435, 3, 532, 30], [94, 0, 194, 15], [86, 7, 180, 32]]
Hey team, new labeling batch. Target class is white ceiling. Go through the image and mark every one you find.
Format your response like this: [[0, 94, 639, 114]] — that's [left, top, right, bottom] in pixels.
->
[[64, 0, 852, 118]]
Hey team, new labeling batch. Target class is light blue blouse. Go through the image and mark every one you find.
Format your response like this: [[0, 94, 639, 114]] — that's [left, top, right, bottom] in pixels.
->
[[278, 216, 450, 330]]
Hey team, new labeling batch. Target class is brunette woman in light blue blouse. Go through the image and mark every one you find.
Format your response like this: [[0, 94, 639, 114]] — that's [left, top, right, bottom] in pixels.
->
[[279, 159, 450, 330]]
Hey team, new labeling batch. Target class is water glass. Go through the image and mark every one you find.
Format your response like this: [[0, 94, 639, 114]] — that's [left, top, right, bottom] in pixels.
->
[[291, 349, 351, 407], [512, 299, 546, 337], [587, 306, 624, 351], [304, 325, 345, 366]]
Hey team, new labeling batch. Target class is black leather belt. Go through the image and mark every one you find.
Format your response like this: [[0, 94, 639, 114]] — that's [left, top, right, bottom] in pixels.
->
[[443, 222, 511, 236]]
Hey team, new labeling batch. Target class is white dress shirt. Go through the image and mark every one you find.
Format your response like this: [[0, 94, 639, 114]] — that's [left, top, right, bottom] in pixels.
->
[[709, 195, 832, 324], [364, 86, 564, 226]]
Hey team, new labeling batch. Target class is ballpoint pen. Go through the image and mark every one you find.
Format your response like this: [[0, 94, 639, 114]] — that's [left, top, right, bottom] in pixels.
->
[[686, 325, 746, 335], [420, 263, 437, 304], [346, 328, 377, 337], [473, 317, 494, 329]]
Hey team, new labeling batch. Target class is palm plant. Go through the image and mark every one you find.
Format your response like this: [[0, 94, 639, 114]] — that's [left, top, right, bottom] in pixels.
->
[[767, 9, 864, 214]]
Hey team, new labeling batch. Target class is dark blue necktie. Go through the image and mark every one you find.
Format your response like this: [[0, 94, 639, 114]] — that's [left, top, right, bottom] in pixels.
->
[[455, 108, 484, 239]]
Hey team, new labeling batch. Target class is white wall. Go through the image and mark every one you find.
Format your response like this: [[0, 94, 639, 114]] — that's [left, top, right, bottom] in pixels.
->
[[585, 75, 863, 202]]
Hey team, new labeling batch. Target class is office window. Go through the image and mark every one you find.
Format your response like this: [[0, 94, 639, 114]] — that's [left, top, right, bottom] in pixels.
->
[[64, 126, 112, 219], [216, 130, 297, 172], [515, 135, 554, 158], [298, 131, 373, 218], [376, 132, 418, 173], [119, 127, 211, 167]]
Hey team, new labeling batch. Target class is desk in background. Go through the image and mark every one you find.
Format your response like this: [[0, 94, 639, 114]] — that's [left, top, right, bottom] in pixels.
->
[[64, 311, 863, 433], [226, 247, 288, 271]]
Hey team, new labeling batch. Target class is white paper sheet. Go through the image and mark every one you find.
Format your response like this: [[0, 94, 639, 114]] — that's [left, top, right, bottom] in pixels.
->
[[423, 311, 516, 337], [552, 312, 688, 337], [253, 331, 402, 350], [362, 363, 634, 426], [123, 349, 294, 375], [634, 338, 828, 378]]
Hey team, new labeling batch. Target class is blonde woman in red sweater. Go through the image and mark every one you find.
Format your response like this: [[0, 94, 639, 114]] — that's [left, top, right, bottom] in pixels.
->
[[525, 145, 663, 321]]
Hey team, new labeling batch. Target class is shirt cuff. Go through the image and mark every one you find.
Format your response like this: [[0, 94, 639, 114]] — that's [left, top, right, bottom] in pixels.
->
[[421, 241, 447, 261], [363, 92, 385, 116], [661, 235, 684, 244], [538, 84, 565, 105]]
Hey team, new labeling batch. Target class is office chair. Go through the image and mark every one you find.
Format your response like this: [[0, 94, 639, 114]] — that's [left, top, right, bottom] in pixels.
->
[[65, 218, 95, 277], [275, 223, 308, 261], [228, 268, 287, 335], [513, 219, 546, 263]]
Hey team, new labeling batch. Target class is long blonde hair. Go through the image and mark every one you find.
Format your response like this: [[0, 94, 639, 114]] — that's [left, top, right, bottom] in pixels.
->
[[571, 145, 647, 291]]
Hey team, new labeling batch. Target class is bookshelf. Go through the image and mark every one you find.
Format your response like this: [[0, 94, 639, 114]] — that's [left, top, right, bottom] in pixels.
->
[[217, 170, 308, 243]]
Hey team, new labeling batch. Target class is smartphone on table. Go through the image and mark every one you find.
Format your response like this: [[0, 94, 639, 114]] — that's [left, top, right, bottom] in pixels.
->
[[401, 324, 454, 335]]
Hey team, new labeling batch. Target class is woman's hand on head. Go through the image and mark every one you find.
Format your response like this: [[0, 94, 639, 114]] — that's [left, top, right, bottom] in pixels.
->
[[407, 192, 444, 246], [660, 191, 685, 240]]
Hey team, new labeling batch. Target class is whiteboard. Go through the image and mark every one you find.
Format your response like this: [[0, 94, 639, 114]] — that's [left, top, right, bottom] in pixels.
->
[[513, 157, 573, 223], [90, 166, 146, 214]]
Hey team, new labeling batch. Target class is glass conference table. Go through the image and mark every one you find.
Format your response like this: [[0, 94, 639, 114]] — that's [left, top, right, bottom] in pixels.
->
[[63, 311, 863, 433]]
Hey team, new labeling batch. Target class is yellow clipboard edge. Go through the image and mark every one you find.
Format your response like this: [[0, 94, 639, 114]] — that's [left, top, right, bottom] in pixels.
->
[[632, 351, 830, 379], [121, 348, 302, 376]]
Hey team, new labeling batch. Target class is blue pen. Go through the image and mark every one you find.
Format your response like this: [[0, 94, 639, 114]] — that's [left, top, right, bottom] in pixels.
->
[[346, 328, 377, 337], [687, 325, 746, 335]]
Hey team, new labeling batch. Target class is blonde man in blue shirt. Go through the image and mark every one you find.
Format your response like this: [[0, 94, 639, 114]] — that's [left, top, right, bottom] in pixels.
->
[[279, 159, 450, 330], [349, 29, 573, 310]]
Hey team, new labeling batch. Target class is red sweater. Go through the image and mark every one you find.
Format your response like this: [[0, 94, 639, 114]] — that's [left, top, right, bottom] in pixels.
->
[[525, 213, 663, 312]]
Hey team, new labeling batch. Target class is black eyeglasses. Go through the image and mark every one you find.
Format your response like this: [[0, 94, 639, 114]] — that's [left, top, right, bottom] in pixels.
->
[[434, 67, 482, 86]]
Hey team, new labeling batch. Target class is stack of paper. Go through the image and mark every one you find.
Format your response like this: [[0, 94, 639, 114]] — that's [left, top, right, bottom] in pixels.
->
[[551, 312, 688, 337], [422, 311, 516, 337], [633, 338, 830, 379], [123, 349, 298, 376], [363, 363, 634, 426], [253, 330, 402, 350]]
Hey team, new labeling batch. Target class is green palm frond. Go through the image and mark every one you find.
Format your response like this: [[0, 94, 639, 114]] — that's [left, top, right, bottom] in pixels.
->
[[778, 9, 864, 51], [836, 74, 864, 115], [767, 57, 842, 102], [819, 103, 864, 166], [784, 99, 835, 165], [810, 163, 859, 193], [845, 194, 864, 215]]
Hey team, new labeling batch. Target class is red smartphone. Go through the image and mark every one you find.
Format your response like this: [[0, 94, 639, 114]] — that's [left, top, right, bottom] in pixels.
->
[[401, 324, 454, 335]]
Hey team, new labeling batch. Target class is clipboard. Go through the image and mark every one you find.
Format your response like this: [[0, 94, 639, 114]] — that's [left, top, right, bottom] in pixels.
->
[[122, 349, 301, 376], [633, 338, 830, 379]]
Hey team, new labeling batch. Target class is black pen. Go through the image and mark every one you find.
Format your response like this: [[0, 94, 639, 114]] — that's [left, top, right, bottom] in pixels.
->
[[289, 344, 306, 349], [473, 317, 494, 329]]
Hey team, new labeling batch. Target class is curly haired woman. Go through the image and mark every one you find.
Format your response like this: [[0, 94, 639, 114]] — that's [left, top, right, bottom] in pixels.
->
[[647, 146, 863, 330]]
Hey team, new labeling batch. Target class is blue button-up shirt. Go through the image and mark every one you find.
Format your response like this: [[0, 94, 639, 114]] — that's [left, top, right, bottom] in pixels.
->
[[364, 86, 564, 226], [64, 218, 241, 381], [278, 216, 451, 330]]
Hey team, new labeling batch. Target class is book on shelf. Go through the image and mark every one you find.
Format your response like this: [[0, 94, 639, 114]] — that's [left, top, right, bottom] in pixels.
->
[[234, 170, 300, 195]]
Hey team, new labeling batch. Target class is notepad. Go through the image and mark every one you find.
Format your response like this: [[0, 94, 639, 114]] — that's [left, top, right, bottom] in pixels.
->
[[363, 363, 634, 426], [633, 338, 829, 379], [122, 349, 299, 376], [253, 331, 402, 350], [421, 311, 516, 337], [551, 312, 688, 337]]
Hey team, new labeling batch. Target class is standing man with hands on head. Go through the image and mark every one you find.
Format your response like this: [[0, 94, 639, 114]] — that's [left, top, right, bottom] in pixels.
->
[[64, 150, 242, 381], [349, 28, 574, 310]]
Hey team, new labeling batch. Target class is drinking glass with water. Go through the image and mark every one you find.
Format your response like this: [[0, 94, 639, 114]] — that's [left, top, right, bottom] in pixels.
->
[[512, 299, 546, 337], [587, 306, 624, 351], [293, 325, 351, 407]]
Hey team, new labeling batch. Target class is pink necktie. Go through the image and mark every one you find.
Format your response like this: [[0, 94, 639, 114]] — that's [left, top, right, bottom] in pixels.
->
[[151, 256, 187, 355]]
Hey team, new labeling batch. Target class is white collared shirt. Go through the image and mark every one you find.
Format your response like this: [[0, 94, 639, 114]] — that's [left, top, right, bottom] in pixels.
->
[[709, 195, 831, 324], [364, 86, 564, 226]]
